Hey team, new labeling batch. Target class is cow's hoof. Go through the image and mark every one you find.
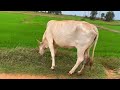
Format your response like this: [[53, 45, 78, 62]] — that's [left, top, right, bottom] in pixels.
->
[[68, 72, 72, 76], [68, 71, 73, 75], [77, 72, 81, 75], [77, 71, 83, 75], [50, 67, 55, 71], [51, 69, 55, 71]]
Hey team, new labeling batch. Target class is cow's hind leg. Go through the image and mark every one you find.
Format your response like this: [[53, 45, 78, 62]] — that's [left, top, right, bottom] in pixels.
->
[[77, 62, 85, 75], [77, 40, 94, 75], [84, 43, 94, 70], [68, 47, 85, 75], [84, 48, 90, 66], [77, 49, 89, 75], [89, 58, 93, 70]]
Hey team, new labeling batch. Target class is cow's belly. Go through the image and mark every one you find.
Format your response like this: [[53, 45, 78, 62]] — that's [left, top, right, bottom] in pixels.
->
[[53, 36, 76, 48]]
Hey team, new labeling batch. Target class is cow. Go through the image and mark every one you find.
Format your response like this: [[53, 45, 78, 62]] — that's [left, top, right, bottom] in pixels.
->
[[37, 20, 99, 75]]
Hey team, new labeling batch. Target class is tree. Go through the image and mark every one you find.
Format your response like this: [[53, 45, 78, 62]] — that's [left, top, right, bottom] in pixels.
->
[[90, 11, 98, 20], [54, 11, 62, 15], [48, 11, 54, 13], [101, 13, 105, 20], [105, 11, 115, 21], [48, 11, 62, 15]]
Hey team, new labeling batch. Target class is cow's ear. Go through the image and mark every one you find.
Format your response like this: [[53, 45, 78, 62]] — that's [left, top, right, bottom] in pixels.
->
[[37, 39, 42, 45]]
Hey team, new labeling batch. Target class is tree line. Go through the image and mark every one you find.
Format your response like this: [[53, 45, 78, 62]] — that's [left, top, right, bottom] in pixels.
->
[[89, 11, 115, 21], [39, 11, 62, 15], [36, 11, 115, 22]]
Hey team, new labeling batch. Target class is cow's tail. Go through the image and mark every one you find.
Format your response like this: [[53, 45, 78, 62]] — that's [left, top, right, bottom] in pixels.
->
[[91, 32, 99, 67]]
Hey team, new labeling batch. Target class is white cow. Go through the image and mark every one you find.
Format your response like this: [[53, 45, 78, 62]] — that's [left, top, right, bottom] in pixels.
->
[[38, 20, 99, 75]]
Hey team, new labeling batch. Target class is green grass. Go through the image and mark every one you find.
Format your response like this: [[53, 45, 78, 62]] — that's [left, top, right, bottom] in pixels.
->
[[0, 47, 119, 79], [0, 11, 120, 78], [99, 24, 120, 31], [0, 47, 107, 79], [95, 29, 120, 57]]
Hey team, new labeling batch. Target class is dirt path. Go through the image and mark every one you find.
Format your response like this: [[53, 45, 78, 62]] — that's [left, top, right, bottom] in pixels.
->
[[0, 73, 57, 79], [0, 73, 70, 79], [105, 68, 120, 79], [97, 25, 120, 34], [0, 70, 120, 79]]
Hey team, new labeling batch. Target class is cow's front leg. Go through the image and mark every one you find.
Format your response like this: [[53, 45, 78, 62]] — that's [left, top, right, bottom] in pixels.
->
[[48, 42, 56, 70]]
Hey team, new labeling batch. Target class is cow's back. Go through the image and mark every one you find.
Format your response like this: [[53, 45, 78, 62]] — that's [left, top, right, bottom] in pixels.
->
[[45, 20, 98, 48]]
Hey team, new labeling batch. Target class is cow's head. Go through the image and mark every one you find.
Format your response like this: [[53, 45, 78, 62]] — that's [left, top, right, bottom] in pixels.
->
[[37, 40, 48, 56]]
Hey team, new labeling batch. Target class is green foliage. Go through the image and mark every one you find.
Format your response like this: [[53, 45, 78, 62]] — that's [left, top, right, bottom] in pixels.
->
[[0, 48, 106, 79], [90, 11, 98, 20], [101, 13, 105, 20], [48, 11, 62, 15], [105, 11, 115, 21]]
